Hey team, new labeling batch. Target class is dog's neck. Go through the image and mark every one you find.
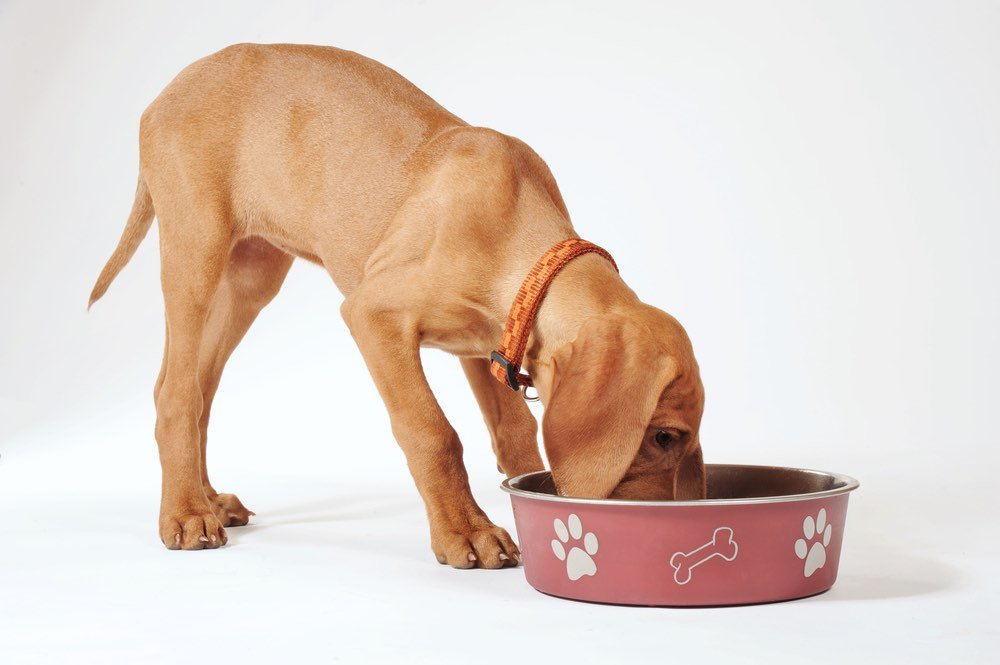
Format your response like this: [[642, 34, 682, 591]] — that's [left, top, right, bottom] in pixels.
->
[[531, 254, 635, 357]]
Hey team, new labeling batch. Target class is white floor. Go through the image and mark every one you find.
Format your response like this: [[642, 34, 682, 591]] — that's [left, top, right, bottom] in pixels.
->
[[1, 403, 995, 664]]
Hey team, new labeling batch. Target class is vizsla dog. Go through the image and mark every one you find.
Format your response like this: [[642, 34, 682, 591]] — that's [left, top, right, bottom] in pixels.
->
[[90, 44, 705, 568]]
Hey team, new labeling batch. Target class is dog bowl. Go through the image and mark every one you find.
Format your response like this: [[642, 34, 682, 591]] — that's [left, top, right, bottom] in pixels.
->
[[502, 464, 859, 606]]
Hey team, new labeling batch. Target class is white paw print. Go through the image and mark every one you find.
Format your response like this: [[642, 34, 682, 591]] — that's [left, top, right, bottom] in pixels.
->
[[551, 514, 599, 581], [794, 508, 833, 577]]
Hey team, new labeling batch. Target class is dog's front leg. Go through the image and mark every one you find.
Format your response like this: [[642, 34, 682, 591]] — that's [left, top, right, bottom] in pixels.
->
[[460, 357, 544, 478], [342, 298, 519, 569]]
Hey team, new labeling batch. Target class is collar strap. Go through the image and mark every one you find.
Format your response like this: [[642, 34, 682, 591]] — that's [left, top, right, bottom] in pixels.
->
[[490, 239, 618, 391]]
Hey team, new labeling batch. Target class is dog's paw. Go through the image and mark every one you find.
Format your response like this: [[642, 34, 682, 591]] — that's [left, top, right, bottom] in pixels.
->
[[210, 492, 255, 527], [431, 523, 521, 569], [160, 505, 228, 550]]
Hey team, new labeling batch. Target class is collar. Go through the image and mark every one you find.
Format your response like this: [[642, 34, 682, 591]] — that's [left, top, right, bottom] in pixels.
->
[[490, 238, 618, 394]]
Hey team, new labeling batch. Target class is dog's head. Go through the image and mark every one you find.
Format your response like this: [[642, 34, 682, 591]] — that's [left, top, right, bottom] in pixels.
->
[[538, 306, 705, 500]]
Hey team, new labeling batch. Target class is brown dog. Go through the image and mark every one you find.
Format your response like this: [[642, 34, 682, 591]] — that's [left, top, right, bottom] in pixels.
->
[[89, 44, 705, 568]]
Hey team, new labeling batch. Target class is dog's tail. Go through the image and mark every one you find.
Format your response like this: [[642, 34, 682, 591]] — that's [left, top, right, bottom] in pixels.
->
[[88, 174, 155, 309]]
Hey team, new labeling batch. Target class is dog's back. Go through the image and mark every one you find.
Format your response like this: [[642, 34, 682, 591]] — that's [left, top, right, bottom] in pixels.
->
[[93, 44, 566, 303], [142, 45, 463, 279]]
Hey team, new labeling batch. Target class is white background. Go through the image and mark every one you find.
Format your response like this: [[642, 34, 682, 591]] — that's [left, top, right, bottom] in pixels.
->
[[1, 1, 998, 662]]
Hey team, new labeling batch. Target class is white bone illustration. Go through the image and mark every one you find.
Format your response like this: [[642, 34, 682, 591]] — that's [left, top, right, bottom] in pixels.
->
[[669, 527, 739, 585]]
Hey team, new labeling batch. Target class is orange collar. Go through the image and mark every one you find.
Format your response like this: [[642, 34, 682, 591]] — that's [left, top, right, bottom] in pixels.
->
[[490, 239, 618, 392]]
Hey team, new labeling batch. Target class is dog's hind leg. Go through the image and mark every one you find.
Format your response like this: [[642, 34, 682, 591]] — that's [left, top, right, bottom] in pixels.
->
[[195, 238, 293, 527], [153, 200, 234, 550], [460, 357, 544, 478]]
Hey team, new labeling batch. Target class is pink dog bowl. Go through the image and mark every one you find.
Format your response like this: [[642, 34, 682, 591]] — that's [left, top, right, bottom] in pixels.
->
[[502, 464, 859, 606]]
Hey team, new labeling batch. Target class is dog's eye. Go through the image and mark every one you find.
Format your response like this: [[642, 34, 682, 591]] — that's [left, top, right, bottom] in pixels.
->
[[655, 430, 677, 449]]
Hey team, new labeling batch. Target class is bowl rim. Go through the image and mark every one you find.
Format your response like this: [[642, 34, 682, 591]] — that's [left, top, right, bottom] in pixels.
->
[[501, 463, 860, 506]]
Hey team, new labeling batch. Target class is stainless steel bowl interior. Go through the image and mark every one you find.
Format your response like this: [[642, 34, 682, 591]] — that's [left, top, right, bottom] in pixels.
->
[[503, 464, 859, 506]]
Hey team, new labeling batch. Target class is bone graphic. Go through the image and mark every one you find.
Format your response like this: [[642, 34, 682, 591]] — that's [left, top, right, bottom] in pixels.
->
[[669, 527, 738, 585]]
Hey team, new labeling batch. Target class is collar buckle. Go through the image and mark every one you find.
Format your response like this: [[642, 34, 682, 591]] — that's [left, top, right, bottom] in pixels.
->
[[490, 351, 522, 392]]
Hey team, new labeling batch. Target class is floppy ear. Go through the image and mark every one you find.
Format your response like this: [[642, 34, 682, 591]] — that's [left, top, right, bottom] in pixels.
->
[[674, 444, 706, 499], [542, 317, 676, 498]]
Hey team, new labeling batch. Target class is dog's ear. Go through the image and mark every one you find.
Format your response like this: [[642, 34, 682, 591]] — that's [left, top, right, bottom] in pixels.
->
[[674, 443, 706, 499], [542, 317, 676, 498]]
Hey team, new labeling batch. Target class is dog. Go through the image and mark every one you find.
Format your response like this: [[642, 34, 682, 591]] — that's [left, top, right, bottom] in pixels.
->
[[89, 44, 705, 568]]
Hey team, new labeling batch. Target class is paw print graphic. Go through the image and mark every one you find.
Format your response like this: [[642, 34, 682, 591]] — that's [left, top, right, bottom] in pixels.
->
[[794, 508, 833, 577], [551, 514, 599, 581]]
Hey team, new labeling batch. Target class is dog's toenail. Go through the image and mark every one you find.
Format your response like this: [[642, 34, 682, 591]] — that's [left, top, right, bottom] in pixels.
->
[[468, 553, 477, 562], [210, 535, 217, 542], [499, 553, 509, 560], [199, 535, 209, 542]]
